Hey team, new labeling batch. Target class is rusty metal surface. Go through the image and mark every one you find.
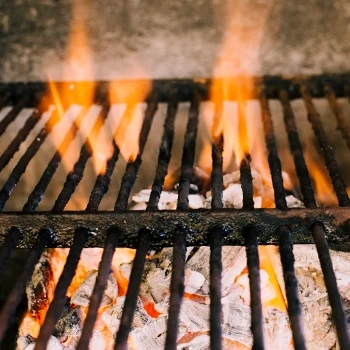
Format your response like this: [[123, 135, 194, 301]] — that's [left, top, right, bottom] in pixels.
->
[[0, 207, 349, 248]]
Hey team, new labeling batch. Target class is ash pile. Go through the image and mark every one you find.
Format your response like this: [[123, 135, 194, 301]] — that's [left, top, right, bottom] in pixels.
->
[[17, 169, 350, 349]]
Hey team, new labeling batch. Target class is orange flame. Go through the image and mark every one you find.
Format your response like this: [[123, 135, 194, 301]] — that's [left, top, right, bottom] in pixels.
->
[[304, 145, 337, 206], [109, 78, 152, 163], [199, 1, 273, 183]]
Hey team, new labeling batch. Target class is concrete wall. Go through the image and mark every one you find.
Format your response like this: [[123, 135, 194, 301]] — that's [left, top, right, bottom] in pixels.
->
[[1, 0, 350, 81]]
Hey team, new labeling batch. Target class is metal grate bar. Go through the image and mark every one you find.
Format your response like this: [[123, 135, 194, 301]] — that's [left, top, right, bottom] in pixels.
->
[[0, 228, 55, 342], [243, 226, 265, 350], [114, 95, 178, 348], [176, 92, 200, 210], [280, 88, 350, 348], [209, 103, 224, 350], [0, 94, 10, 110], [0, 227, 22, 279], [165, 226, 187, 349], [278, 226, 307, 350], [75, 97, 158, 348], [301, 84, 350, 207], [147, 92, 178, 210], [114, 95, 158, 211], [324, 84, 350, 151], [279, 89, 317, 208], [0, 110, 61, 211], [165, 92, 200, 348], [0, 107, 43, 172], [259, 89, 306, 349], [23, 107, 88, 212], [52, 106, 109, 211], [312, 224, 350, 349], [0, 95, 29, 137], [115, 230, 149, 350], [259, 90, 287, 210], [76, 227, 119, 350], [34, 227, 90, 350]]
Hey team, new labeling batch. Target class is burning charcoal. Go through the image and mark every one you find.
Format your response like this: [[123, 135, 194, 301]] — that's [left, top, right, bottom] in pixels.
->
[[130, 189, 204, 210], [88, 330, 106, 349], [53, 306, 83, 347], [184, 268, 205, 294], [286, 194, 304, 208], [204, 184, 262, 209], [18, 336, 64, 350], [131, 317, 187, 349], [178, 334, 210, 350], [26, 251, 54, 320], [102, 296, 151, 335], [292, 245, 350, 349], [71, 270, 117, 307], [179, 299, 209, 333], [17, 335, 36, 350]]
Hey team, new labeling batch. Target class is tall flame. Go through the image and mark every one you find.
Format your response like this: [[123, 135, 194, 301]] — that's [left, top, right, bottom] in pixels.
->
[[199, 0, 273, 178], [109, 76, 152, 163]]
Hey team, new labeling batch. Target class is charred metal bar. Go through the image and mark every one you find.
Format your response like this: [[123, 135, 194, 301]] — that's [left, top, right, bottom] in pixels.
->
[[301, 84, 350, 207], [23, 108, 88, 212], [312, 224, 350, 349], [209, 103, 224, 350], [260, 90, 306, 348], [279, 89, 317, 208], [209, 226, 224, 350], [114, 95, 178, 348], [78, 98, 158, 347], [0, 108, 42, 172], [0, 228, 55, 343], [0, 94, 10, 110], [34, 227, 90, 350], [0, 111, 61, 211], [165, 226, 187, 349], [115, 230, 149, 350], [324, 84, 350, 151], [76, 227, 120, 350], [114, 97, 158, 210], [147, 93, 178, 210], [259, 90, 287, 210], [278, 226, 306, 350], [0, 227, 22, 279], [52, 109, 109, 211], [0, 95, 29, 137], [177, 92, 200, 210], [240, 157, 254, 210], [244, 226, 265, 350]]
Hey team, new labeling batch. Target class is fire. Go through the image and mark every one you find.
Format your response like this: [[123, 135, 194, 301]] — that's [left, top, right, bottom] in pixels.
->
[[109, 77, 152, 163], [304, 145, 337, 206]]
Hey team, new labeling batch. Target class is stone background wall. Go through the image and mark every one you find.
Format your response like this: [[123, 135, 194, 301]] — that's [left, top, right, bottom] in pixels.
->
[[1, 0, 350, 81]]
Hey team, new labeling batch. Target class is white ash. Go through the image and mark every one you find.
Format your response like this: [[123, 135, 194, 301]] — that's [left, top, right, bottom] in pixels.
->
[[102, 296, 151, 335], [53, 305, 83, 348], [88, 330, 106, 350], [130, 189, 205, 210], [71, 270, 117, 307], [26, 252, 54, 319], [178, 334, 210, 350], [17, 335, 64, 350], [184, 268, 205, 294], [286, 195, 304, 208], [179, 299, 209, 333]]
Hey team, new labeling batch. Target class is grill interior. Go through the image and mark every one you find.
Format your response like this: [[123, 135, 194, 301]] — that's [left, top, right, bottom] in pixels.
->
[[0, 74, 350, 349]]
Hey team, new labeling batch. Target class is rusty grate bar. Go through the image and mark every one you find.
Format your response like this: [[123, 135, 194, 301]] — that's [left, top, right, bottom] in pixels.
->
[[114, 93, 178, 349], [280, 86, 350, 348], [209, 102, 224, 350], [0, 75, 350, 349], [260, 89, 306, 348], [301, 84, 350, 207], [165, 91, 200, 348], [0, 228, 56, 342]]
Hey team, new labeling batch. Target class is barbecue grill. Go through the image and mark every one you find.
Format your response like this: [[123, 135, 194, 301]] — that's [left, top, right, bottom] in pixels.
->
[[0, 74, 350, 349]]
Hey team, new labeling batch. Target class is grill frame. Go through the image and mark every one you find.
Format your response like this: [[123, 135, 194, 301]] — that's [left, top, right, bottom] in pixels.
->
[[0, 74, 350, 349]]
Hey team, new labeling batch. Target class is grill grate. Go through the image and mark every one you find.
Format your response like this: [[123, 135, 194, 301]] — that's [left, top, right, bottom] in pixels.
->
[[0, 74, 350, 349]]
